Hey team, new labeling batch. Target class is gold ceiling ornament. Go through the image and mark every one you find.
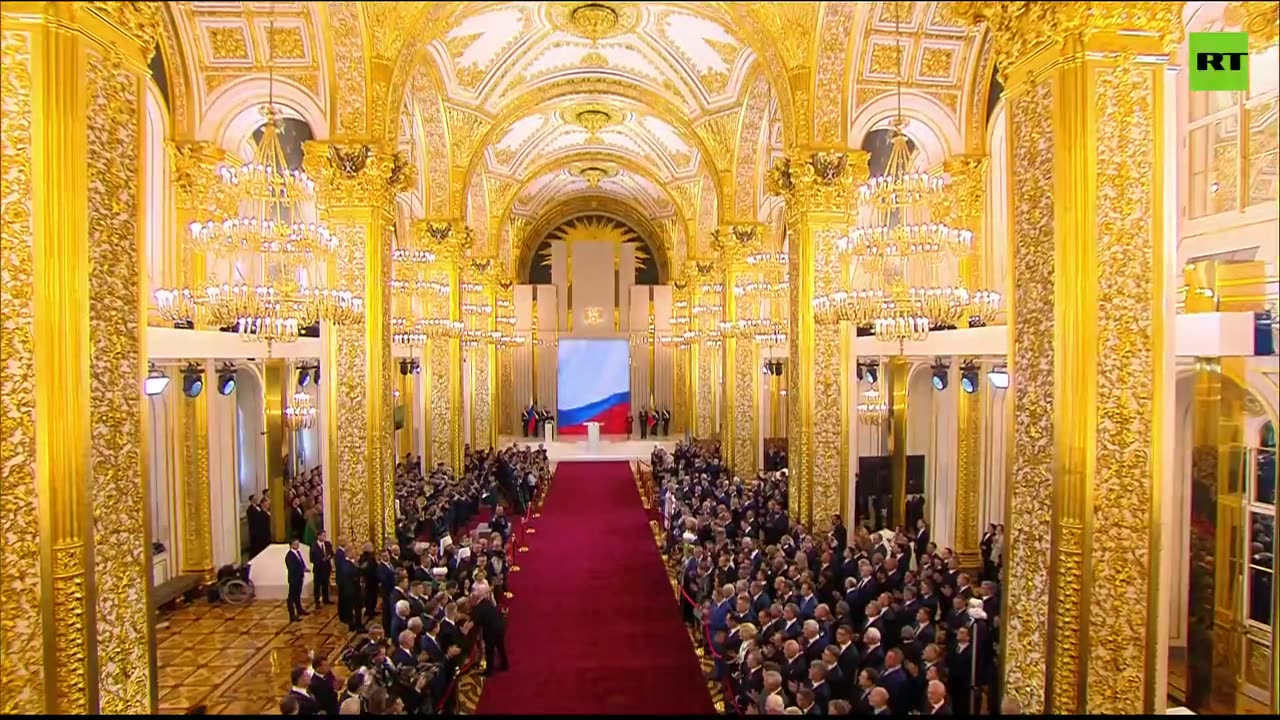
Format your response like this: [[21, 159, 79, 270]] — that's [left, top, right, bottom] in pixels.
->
[[564, 102, 625, 139], [1224, 1, 1279, 51], [570, 164, 619, 187], [548, 2, 640, 42]]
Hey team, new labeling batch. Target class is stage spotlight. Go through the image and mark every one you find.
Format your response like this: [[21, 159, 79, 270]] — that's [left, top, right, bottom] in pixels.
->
[[297, 367, 312, 388], [864, 365, 878, 385], [988, 368, 1011, 389], [931, 361, 949, 391], [144, 364, 170, 396], [312, 366, 321, 386], [217, 367, 236, 396], [960, 364, 980, 394], [181, 364, 204, 398]]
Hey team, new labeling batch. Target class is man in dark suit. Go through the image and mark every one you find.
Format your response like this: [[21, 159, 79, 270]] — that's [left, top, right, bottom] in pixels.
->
[[307, 656, 339, 716], [288, 498, 306, 542], [391, 629, 417, 668], [334, 544, 363, 632], [286, 665, 319, 715], [854, 668, 880, 715], [284, 538, 308, 622], [878, 648, 911, 713], [309, 531, 333, 606], [637, 409, 648, 438], [472, 585, 509, 674], [520, 406, 531, 437], [927, 679, 953, 715], [661, 407, 671, 436], [246, 495, 264, 556], [947, 626, 975, 716]]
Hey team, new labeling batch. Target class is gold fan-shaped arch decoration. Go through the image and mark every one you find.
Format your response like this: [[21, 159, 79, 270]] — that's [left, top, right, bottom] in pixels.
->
[[535, 215, 652, 273]]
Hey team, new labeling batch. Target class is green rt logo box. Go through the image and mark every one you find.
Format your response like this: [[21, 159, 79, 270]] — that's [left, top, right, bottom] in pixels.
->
[[1190, 32, 1249, 92]]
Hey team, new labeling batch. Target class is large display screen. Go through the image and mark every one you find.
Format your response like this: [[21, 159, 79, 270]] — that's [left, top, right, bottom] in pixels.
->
[[556, 338, 631, 435]]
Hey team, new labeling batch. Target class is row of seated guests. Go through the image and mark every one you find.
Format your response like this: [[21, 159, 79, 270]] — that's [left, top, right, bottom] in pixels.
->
[[655, 442, 1010, 716], [280, 580, 507, 715]]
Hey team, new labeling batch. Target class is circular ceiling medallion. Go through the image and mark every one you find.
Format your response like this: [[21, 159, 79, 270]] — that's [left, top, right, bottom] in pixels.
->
[[562, 102, 625, 136], [568, 163, 620, 187], [548, 2, 640, 42]]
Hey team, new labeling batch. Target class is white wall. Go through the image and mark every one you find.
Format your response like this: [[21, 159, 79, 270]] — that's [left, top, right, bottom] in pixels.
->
[[209, 373, 239, 568], [235, 366, 266, 508]]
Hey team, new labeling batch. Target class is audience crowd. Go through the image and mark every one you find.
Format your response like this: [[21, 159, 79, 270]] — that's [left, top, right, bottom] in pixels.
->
[[655, 441, 1006, 716], [274, 443, 550, 715]]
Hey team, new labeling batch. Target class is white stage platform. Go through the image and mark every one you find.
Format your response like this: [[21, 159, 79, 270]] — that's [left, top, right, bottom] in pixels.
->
[[501, 435, 676, 464], [248, 543, 312, 601]]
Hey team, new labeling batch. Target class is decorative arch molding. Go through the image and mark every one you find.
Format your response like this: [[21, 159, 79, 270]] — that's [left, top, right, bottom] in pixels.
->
[[849, 91, 962, 169], [201, 76, 329, 156], [515, 198, 674, 285], [731, 72, 774, 220], [155, 2, 194, 139], [458, 78, 727, 211]]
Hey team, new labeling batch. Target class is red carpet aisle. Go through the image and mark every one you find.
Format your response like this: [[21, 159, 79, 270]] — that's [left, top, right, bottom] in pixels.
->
[[475, 461, 714, 715]]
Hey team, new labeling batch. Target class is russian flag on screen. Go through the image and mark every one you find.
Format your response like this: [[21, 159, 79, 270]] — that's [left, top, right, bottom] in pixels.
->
[[557, 339, 631, 435]]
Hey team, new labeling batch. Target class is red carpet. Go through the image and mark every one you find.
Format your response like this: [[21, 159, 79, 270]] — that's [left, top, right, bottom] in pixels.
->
[[475, 461, 714, 715]]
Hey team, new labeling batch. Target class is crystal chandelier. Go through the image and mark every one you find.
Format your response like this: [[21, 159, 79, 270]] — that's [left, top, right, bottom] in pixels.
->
[[285, 389, 316, 430], [857, 387, 889, 426], [154, 20, 360, 344], [815, 3, 999, 344]]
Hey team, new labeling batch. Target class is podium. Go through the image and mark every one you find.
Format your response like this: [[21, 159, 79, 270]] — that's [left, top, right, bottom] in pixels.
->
[[585, 421, 601, 445], [543, 420, 555, 443]]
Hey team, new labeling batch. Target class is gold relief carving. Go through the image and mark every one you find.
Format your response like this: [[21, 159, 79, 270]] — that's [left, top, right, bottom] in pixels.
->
[[810, 322, 841, 528], [869, 42, 904, 76], [443, 31, 482, 60], [51, 543, 89, 714], [328, 2, 367, 137], [80, 1, 164, 53], [430, 339, 453, 467], [813, 3, 855, 144], [1003, 78, 1055, 715], [765, 150, 868, 215], [333, 220, 371, 544], [0, 28, 44, 716], [1049, 522, 1084, 714], [169, 141, 231, 213], [697, 347, 715, 438], [743, 2, 817, 72], [375, 224, 395, 545], [474, 349, 492, 447], [548, 2, 640, 42], [498, 347, 515, 435], [304, 143, 414, 209], [181, 380, 212, 574], [407, 72, 450, 217], [267, 26, 306, 60], [673, 348, 688, 434], [206, 27, 249, 60], [85, 51, 152, 714], [444, 106, 492, 169], [734, 75, 772, 220], [695, 113, 737, 166], [966, 33, 995, 151], [952, 2, 1183, 83], [731, 342, 755, 475], [156, 11, 188, 131], [1086, 56, 1157, 715], [1224, 1, 1279, 51], [925, 90, 961, 115], [919, 47, 955, 79], [669, 181, 699, 222]]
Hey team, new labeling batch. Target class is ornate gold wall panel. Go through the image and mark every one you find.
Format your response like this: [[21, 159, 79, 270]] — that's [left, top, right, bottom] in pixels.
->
[[673, 346, 688, 435], [85, 47, 153, 713], [429, 339, 454, 468], [179, 366, 212, 577], [731, 338, 758, 478], [766, 150, 866, 530], [498, 347, 515, 437], [472, 346, 493, 449], [0, 6, 159, 712], [960, 3, 1180, 713], [954, 372, 982, 567], [696, 344, 716, 438], [0, 26, 44, 717], [1000, 77, 1055, 716], [306, 144, 410, 546]]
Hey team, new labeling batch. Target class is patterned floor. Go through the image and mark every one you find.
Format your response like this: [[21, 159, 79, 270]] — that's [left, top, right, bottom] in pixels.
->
[[155, 599, 351, 714]]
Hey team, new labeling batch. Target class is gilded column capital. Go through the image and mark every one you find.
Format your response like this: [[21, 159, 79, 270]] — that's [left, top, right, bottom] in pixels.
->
[[937, 154, 989, 230], [1224, 1, 1279, 51], [765, 149, 868, 216], [77, 1, 163, 58], [414, 219, 474, 262], [302, 142, 415, 209], [169, 141, 234, 212], [953, 2, 1184, 81], [712, 222, 766, 267]]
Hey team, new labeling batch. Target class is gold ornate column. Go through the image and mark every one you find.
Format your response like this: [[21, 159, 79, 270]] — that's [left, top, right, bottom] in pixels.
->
[[418, 220, 471, 471], [304, 143, 411, 548], [671, 278, 690, 436], [178, 363, 213, 578], [888, 356, 909, 529], [0, 3, 159, 713], [716, 224, 763, 477], [941, 155, 989, 568], [958, 3, 1181, 713], [263, 359, 288, 541], [766, 150, 866, 528], [689, 260, 718, 438]]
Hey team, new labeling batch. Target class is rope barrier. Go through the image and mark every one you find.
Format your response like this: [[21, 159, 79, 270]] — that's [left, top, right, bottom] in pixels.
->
[[435, 634, 484, 712], [675, 574, 745, 714]]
